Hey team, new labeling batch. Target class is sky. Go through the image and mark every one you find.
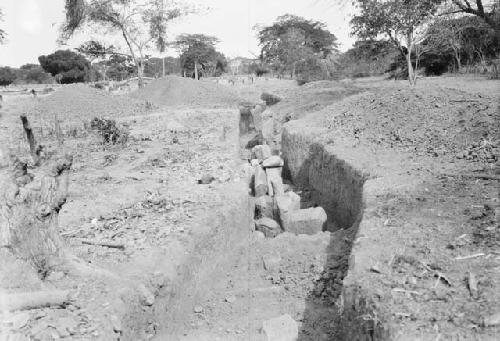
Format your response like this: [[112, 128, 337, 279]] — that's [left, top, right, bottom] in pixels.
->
[[0, 0, 356, 67]]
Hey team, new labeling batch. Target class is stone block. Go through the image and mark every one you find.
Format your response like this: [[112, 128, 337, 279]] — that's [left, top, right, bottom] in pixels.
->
[[282, 207, 327, 235], [276, 191, 301, 225], [262, 155, 284, 168], [255, 195, 274, 219], [254, 165, 268, 197], [266, 167, 284, 196], [252, 145, 272, 162], [255, 217, 282, 238], [262, 314, 298, 341]]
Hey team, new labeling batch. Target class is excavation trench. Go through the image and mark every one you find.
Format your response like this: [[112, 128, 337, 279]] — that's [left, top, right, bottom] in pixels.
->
[[129, 105, 373, 340]]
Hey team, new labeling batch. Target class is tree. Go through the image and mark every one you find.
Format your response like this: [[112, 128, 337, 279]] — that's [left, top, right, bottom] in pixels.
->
[[0, 67, 16, 86], [173, 34, 221, 79], [351, 0, 442, 85], [425, 15, 466, 71], [449, 0, 500, 32], [256, 15, 338, 78], [38, 50, 91, 84], [61, 0, 188, 87], [0, 8, 6, 44]]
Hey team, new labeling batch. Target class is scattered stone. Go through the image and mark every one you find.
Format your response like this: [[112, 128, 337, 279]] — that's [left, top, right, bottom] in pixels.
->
[[166, 120, 186, 133], [138, 284, 155, 306], [282, 207, 327, 235], [225, 295, 236, 304], [261, 93, 282, 106], [483, 312, 500, 327], [262, 156, 284, 168], [255, 218, 282, 238], [370, 265, 381, 274], [110, 315, 122, 333], [255, 196, 274, 219], [254, 231, 265, 239], [198, 174, 216, 184], [252, 145, 272, 162], [246, 132, 263, 149], [262, 254, 281, 272], [262, 314, 298, 341], [9, 312, 30, 329], [254, 165, 268, 197], [467, 271, 479, 299], [46, 271, 65, 282], [193, 305, 204, 313]]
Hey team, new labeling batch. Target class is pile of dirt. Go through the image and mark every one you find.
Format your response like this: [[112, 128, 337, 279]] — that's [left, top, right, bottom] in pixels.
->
[[271, 80, 361, 121], [131, 76, 240, 107], [23, 84, 150, 120], [312, 85, 499, 164]]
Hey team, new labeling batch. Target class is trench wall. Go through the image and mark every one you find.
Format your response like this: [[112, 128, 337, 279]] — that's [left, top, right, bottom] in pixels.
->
[[281, 120, 393, 340]]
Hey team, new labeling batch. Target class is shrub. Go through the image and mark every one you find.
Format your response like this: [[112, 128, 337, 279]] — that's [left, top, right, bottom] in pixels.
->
[[89, 117, 129, 144], [0, 67, 16, 86]]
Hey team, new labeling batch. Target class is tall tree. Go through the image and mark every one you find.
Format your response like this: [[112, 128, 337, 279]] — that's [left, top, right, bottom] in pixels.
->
[[39, 50, 91, 84], [351, 0, 442, 85], [173, 34, 221, 79], [61, 0, 188, 87], [0, 8, 5, 44], [256, 15, 338, 78], [449, 0, 500, 32]]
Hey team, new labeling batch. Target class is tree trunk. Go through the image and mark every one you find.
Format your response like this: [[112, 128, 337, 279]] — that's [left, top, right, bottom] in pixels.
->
[[194, 61, 199, 80], [162, 57, 165, 78], [406, 52, 415, 86], [136, 59, 145, 88], [0, 154, 72, 275]]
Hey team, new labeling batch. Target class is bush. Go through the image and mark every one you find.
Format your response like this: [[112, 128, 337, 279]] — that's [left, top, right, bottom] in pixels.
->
[[89, 117, 129, 144], [0, 67, 17, 86], [38, 50, 90, 84]]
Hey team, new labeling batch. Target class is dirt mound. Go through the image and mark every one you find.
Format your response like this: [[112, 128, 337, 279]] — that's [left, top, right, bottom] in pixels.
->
[[24, 84, 150, 120], [272, 80, 361, 121], [312, 84, 499, 164], [132, 76, 239, 107]]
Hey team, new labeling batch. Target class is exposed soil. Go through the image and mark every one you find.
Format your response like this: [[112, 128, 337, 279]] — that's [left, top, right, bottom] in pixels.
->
[[0, 75, 498, 341]]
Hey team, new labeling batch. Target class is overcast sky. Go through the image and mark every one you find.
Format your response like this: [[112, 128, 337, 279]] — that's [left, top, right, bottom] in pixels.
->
[[0, 0, 356, 67]]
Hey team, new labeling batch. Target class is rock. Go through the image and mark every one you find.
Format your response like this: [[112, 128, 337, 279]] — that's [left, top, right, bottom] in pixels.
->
[[262, 314, 298, 341], [282, 207, 327, 235], [250, 159, 260, 167], [193, 305, 204, 313], [225, 295, 236, 303], [262, 156, 284, 168], [484, 312, 500, 327], [262, 254, 281, 272], [254, 231, 265, 239], [255, 196, 274, 219], [246, 132, 264, 149], [198, 174, 215, 184], [252, 145, 272, 162], [166, 120, 186, 132], [254, 165, 268, 197], [276, 192, 301, 225], [46, 271, 65, 282], [138, 284, 155, 306], [266, 167, 284, 196], [110, 315, 122, 333], [9, 312, 30, 329], [261, 93, 281, 106], [255, 218, 282, 238]]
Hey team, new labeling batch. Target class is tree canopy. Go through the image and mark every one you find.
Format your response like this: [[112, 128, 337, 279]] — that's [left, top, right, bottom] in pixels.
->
[[256, 14, 338, 78], [61, 0, 189, 86], [38, 50, 91, 84], [0, 8, 5, 44], [0, 67, 16, 86], [173, 34, 225, 79], [351, 0, 442, 84]]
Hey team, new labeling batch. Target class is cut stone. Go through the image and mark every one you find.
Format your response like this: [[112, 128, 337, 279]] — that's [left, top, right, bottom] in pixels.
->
[[266, 167, 284, 196], [262, 254, 281, 272], [255, 195, 274, 219], [262, 314, 298, 341], [255, 218, 282, 238], [254, 165, 268, 197], [282, 207, 327, 235], [252, 145, 272, 162], [276, 191, 301, 225], [262, 156, 284, 168]]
